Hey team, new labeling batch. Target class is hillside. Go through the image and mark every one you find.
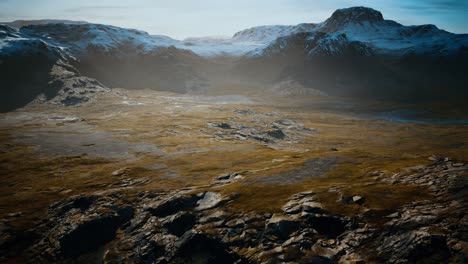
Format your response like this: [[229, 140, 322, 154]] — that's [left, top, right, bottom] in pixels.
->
[[236, 7, 468, 101]]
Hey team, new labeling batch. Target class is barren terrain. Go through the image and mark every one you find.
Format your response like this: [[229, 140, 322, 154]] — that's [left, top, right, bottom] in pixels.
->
[[1, 88, 467, 263]]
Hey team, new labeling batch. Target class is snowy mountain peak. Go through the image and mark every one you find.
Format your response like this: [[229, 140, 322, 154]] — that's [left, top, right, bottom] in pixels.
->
[[232, 25, 293, 43], [327, 6, 384, 25], [321, 6, 386, 32], [230, 7, 386, 45], [19, 23, 168, 56]]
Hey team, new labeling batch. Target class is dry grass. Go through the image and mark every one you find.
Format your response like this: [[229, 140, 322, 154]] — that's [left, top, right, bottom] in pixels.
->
[[1, 89, 467, 228]]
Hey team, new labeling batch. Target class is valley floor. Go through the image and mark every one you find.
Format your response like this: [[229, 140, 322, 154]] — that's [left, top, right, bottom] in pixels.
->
[[0, 89, 467, 263]]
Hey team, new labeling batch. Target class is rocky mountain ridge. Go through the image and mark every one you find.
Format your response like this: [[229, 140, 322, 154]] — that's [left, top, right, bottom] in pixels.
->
[[237, 7, 468, 58], [235, 8, 468, 101], [1, 6, 467, 111], [0, 23, 208, 111], [0, 25, 107, 112]]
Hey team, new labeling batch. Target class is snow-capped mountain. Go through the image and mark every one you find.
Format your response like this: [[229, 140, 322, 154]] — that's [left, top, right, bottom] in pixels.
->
[[0, 23, 208, 111], [0, 25, 105, 112], [3, 7, 467, 60], [0, 25, 65, 59], [10, 6, 463, 60], [178, 36, 264, 57], [12, 22, 260, 58], [236, 7, 468, 101], [20, 23, 181, 57], [315, 6, 468, 57], [247, 31, 373, 59], [1, 6, 467, 111], [245, 6, 468, 58], [232, 25, 295, 43], [232, 24, 317, 43]]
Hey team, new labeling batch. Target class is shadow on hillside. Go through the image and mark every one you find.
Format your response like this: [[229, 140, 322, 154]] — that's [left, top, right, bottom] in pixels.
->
[[0, 56, 60, 112]]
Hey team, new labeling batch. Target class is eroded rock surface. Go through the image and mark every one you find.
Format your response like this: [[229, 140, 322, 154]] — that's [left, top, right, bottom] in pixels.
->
[[1, 158, 466, 263], [206, 117, 316, 148]]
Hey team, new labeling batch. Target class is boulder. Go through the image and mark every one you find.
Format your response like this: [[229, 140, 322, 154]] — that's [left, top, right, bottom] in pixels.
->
[[304, 215, 346, 239], [266, 214, 301, 239], [146, 194, 199, 217], [377, 230, 451, 263], [58, 213, 124, 257], [352, 196, 365, 205], [266, 129, 286, 140], [302, 202, 327, 214], [196, 192, 223, 211], [171, 230, 247, 264], [163, 212, 196, 237], [38, 195, 135, 259], [198, 210, 227, 224]]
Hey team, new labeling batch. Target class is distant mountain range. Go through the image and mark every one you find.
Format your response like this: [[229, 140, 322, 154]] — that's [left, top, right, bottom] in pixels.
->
[[1, 6, 467, 111], [2, 19, 88, 28]]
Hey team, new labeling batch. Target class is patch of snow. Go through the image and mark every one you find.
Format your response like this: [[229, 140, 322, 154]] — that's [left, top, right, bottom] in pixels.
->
[[177, 40, 263, 57], [233, 25, 294, 43], [20, 23, 175, 56], [122, 100, 144, 106], [0, 36, 63, 59]]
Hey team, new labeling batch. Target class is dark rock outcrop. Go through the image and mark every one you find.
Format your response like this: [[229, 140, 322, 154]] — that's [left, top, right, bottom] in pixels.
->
[[170, 231, 247, 264], [2, 159, 466, 263], [31, 195, 134, 262]]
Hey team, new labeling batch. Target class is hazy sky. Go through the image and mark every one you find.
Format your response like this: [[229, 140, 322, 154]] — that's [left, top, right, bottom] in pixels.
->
[[0, 0, 467, 39]]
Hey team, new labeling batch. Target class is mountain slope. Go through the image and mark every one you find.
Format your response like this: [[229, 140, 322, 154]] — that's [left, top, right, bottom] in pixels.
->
[[21, 23, 209, 92], [1, 6, 467, 111], [0, 23, 211, 111], [21, 23, 173, 56], [0, 25, 105, 112], [316, 7, 468, 57], [232, 23, 318, 43], [236, 7, 468, 101], [244, 7, 468, 59]]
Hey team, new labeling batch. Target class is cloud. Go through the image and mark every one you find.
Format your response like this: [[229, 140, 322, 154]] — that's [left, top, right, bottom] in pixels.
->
[[64, 5, 140, 13], [399, 0, 468, 12]]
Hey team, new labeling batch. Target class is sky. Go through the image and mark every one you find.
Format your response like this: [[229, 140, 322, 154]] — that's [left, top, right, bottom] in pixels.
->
[[0, 0, 467, 39]]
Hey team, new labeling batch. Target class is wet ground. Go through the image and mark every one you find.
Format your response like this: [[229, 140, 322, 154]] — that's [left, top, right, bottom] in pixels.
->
[[14, 124, 163, 158], [375, 109, 468, 124], [243, 157, 350, 185]]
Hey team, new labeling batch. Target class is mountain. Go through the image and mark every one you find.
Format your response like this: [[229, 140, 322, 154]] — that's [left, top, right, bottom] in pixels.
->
[[316, 7, 468, 57], [1, 6, 467, 111], [231, 6, 467, 59], [232, 24, 317, 43], [232, 25, 296, 43], [20, 23, 186, 57], [0, 25, 105, 112], [236, 7, 468, 101], [179, 36, 263, 57], [2, 19, 88, 29], [244, 7, 468, 59], [0, 23, 209, 111]]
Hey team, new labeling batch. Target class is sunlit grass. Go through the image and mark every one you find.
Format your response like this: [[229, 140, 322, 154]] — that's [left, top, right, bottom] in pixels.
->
[[1, 89, 467, 229]]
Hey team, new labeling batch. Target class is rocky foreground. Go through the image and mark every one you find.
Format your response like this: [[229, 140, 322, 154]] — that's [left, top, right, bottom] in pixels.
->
[[1, 157, 466, 263]]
